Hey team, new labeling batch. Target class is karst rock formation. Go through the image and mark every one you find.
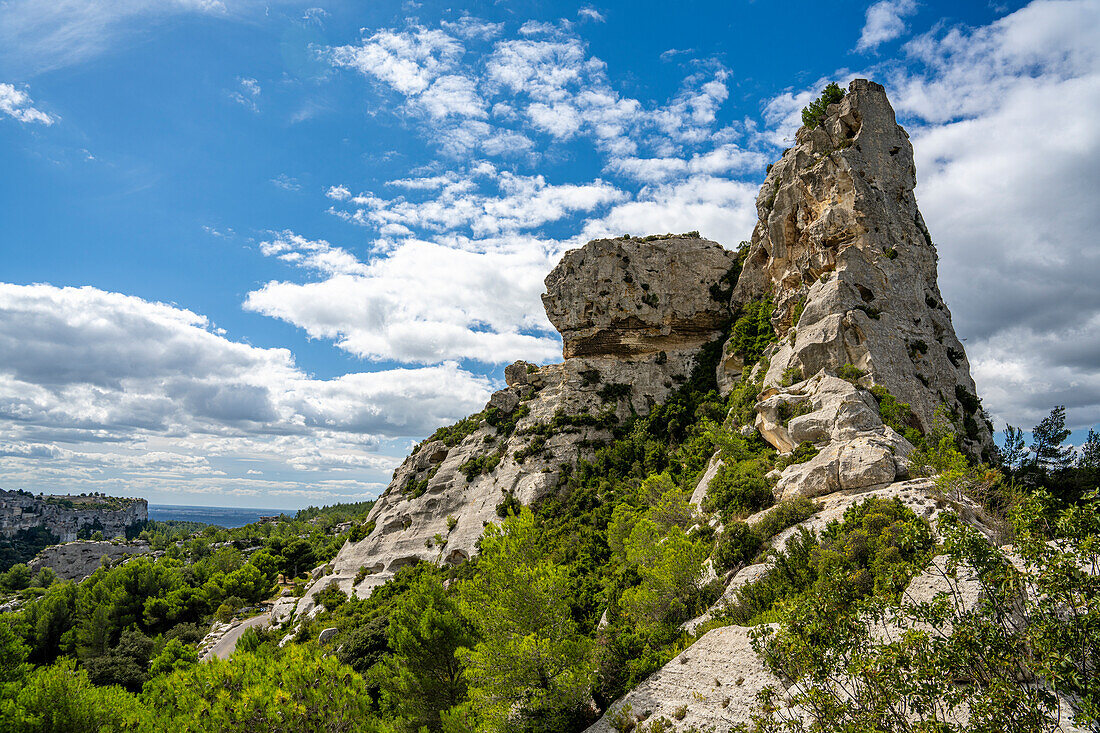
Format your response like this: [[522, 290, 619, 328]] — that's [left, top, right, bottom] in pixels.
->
[[293, 80, 998, 680], [291, 235, 737, 617]]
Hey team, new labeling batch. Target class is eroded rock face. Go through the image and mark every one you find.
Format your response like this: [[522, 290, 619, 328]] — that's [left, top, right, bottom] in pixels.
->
[[544, 235, 736, 359], [586, 624, 781, 733], [766, 371, 914, 499], [721, 79, 994, 461], [295, 236, 734, 615], [29, 540, 155, 581]]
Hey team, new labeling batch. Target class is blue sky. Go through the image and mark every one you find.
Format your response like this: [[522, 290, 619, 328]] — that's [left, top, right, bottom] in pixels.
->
[[1, 0, 1098, 509]]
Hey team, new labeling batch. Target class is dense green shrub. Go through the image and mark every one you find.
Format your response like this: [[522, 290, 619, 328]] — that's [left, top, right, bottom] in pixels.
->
[[729, 496, 935, 625], [727, 297, 777, 365], [837, 363, 866, 382], [774, 441, 819, 471], [421, 413, 483, 449], [870, 385, 921, 443], [598, 382, 632, 403], [749, 491, 1100, 732], [459, 450, 503, 480], [776, 399, 813, 426], [714, 522, 763, 572], [755, 496, 817, 541], [144, 646, 386, 732], [2, 657, 152, 732], [703, 460, 775, 522]]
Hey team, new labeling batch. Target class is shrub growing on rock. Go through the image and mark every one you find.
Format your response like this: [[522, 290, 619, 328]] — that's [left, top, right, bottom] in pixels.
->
[[801, 82, 845, 129], [714, 522, 763, 572], [703, 460, 775, 522]]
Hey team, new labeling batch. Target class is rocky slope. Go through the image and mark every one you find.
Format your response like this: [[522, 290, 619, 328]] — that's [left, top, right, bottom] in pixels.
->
[[295, 82, 993, 621], [28, 540, 155, 581], [279, 78, 1083, 730], [295, 235, 736, 614], [585, 80, 1007, 732]]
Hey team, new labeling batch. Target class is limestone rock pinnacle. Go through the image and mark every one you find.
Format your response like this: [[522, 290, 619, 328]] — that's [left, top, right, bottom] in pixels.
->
[[722, 79, 994, 460]]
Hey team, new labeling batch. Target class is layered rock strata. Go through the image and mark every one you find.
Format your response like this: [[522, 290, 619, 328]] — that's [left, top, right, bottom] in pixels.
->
[[0, 490, 147, 543], [295, 235, 736, 614], [721, 79, 994, 462]]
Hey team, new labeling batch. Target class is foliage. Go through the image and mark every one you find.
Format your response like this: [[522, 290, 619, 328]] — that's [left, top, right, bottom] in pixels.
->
[[598, 382, 633, 403], [421, 413, 484, 450], [143, 645, 390, 733], [148, 638, 197, 677], [727, 497, 934, 625], [1030, 405, 1074, 471], [866, 385, 924, 446], [801, 82, 845, 129], [744, 491, 1100, 732], [458, 509, 596, 731], [774, 442, 818, 471], [728, 297, 777, 366], [484, 403, 529, 439], [84, 627, 153, 691], [1, 657, 151, 733], [460, 450, 503, 480], [375, 574, 476, 731], [316, 581, 349, 612], [0, 526, 59, 574], [1082, 429, 1100, 469], [999, 424, 1027, 470], [1, 563, 33, 591], [620, 520, 708, 638], [703, 460, 774, 522], [836, 363, 866, 383], [754, 497, 817, 542], [714, 522, 763, 572], [780, 366, 803, 387]]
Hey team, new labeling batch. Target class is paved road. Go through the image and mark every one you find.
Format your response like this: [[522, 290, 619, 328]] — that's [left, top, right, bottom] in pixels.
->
[[201, 612, 271, 661]]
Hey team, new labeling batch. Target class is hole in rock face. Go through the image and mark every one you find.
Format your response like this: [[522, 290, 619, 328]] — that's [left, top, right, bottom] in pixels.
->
[[856, 284, 875, 303], [445, 549, 469, 566], [388, 556, 421, 572]]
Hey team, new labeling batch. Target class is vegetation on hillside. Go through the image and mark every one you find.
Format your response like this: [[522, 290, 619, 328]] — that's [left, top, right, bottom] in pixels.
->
[[1, 319, 1098, 732]]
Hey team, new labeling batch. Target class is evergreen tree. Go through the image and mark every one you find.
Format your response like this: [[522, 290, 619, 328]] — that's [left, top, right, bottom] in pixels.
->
[[377, 574, 476, 731], [142, 646, 387, 732], [458, 508, 595, 730], [801, 82, 845, 128], [1030, 405, 1074, 471], [1079, 428, 1100, 469], [999, 424, 1027, 471]]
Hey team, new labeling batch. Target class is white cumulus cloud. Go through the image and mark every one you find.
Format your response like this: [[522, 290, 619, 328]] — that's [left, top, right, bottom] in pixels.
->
[[857, 0, 920, 52]]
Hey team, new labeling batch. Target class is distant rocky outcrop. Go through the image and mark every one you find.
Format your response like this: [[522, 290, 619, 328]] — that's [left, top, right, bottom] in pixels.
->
[[29, 540, 155, 581], [295, 235, 736, 615], [0, 490, 147, 543]]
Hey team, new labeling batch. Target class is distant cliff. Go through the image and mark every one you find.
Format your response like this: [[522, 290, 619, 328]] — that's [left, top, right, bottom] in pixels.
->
[[0, 490, 147, 543]]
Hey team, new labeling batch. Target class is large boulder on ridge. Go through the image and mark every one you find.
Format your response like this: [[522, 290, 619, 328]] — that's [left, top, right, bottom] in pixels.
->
[[544, 235, 736, 359], [293, 234, 736, 615]]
